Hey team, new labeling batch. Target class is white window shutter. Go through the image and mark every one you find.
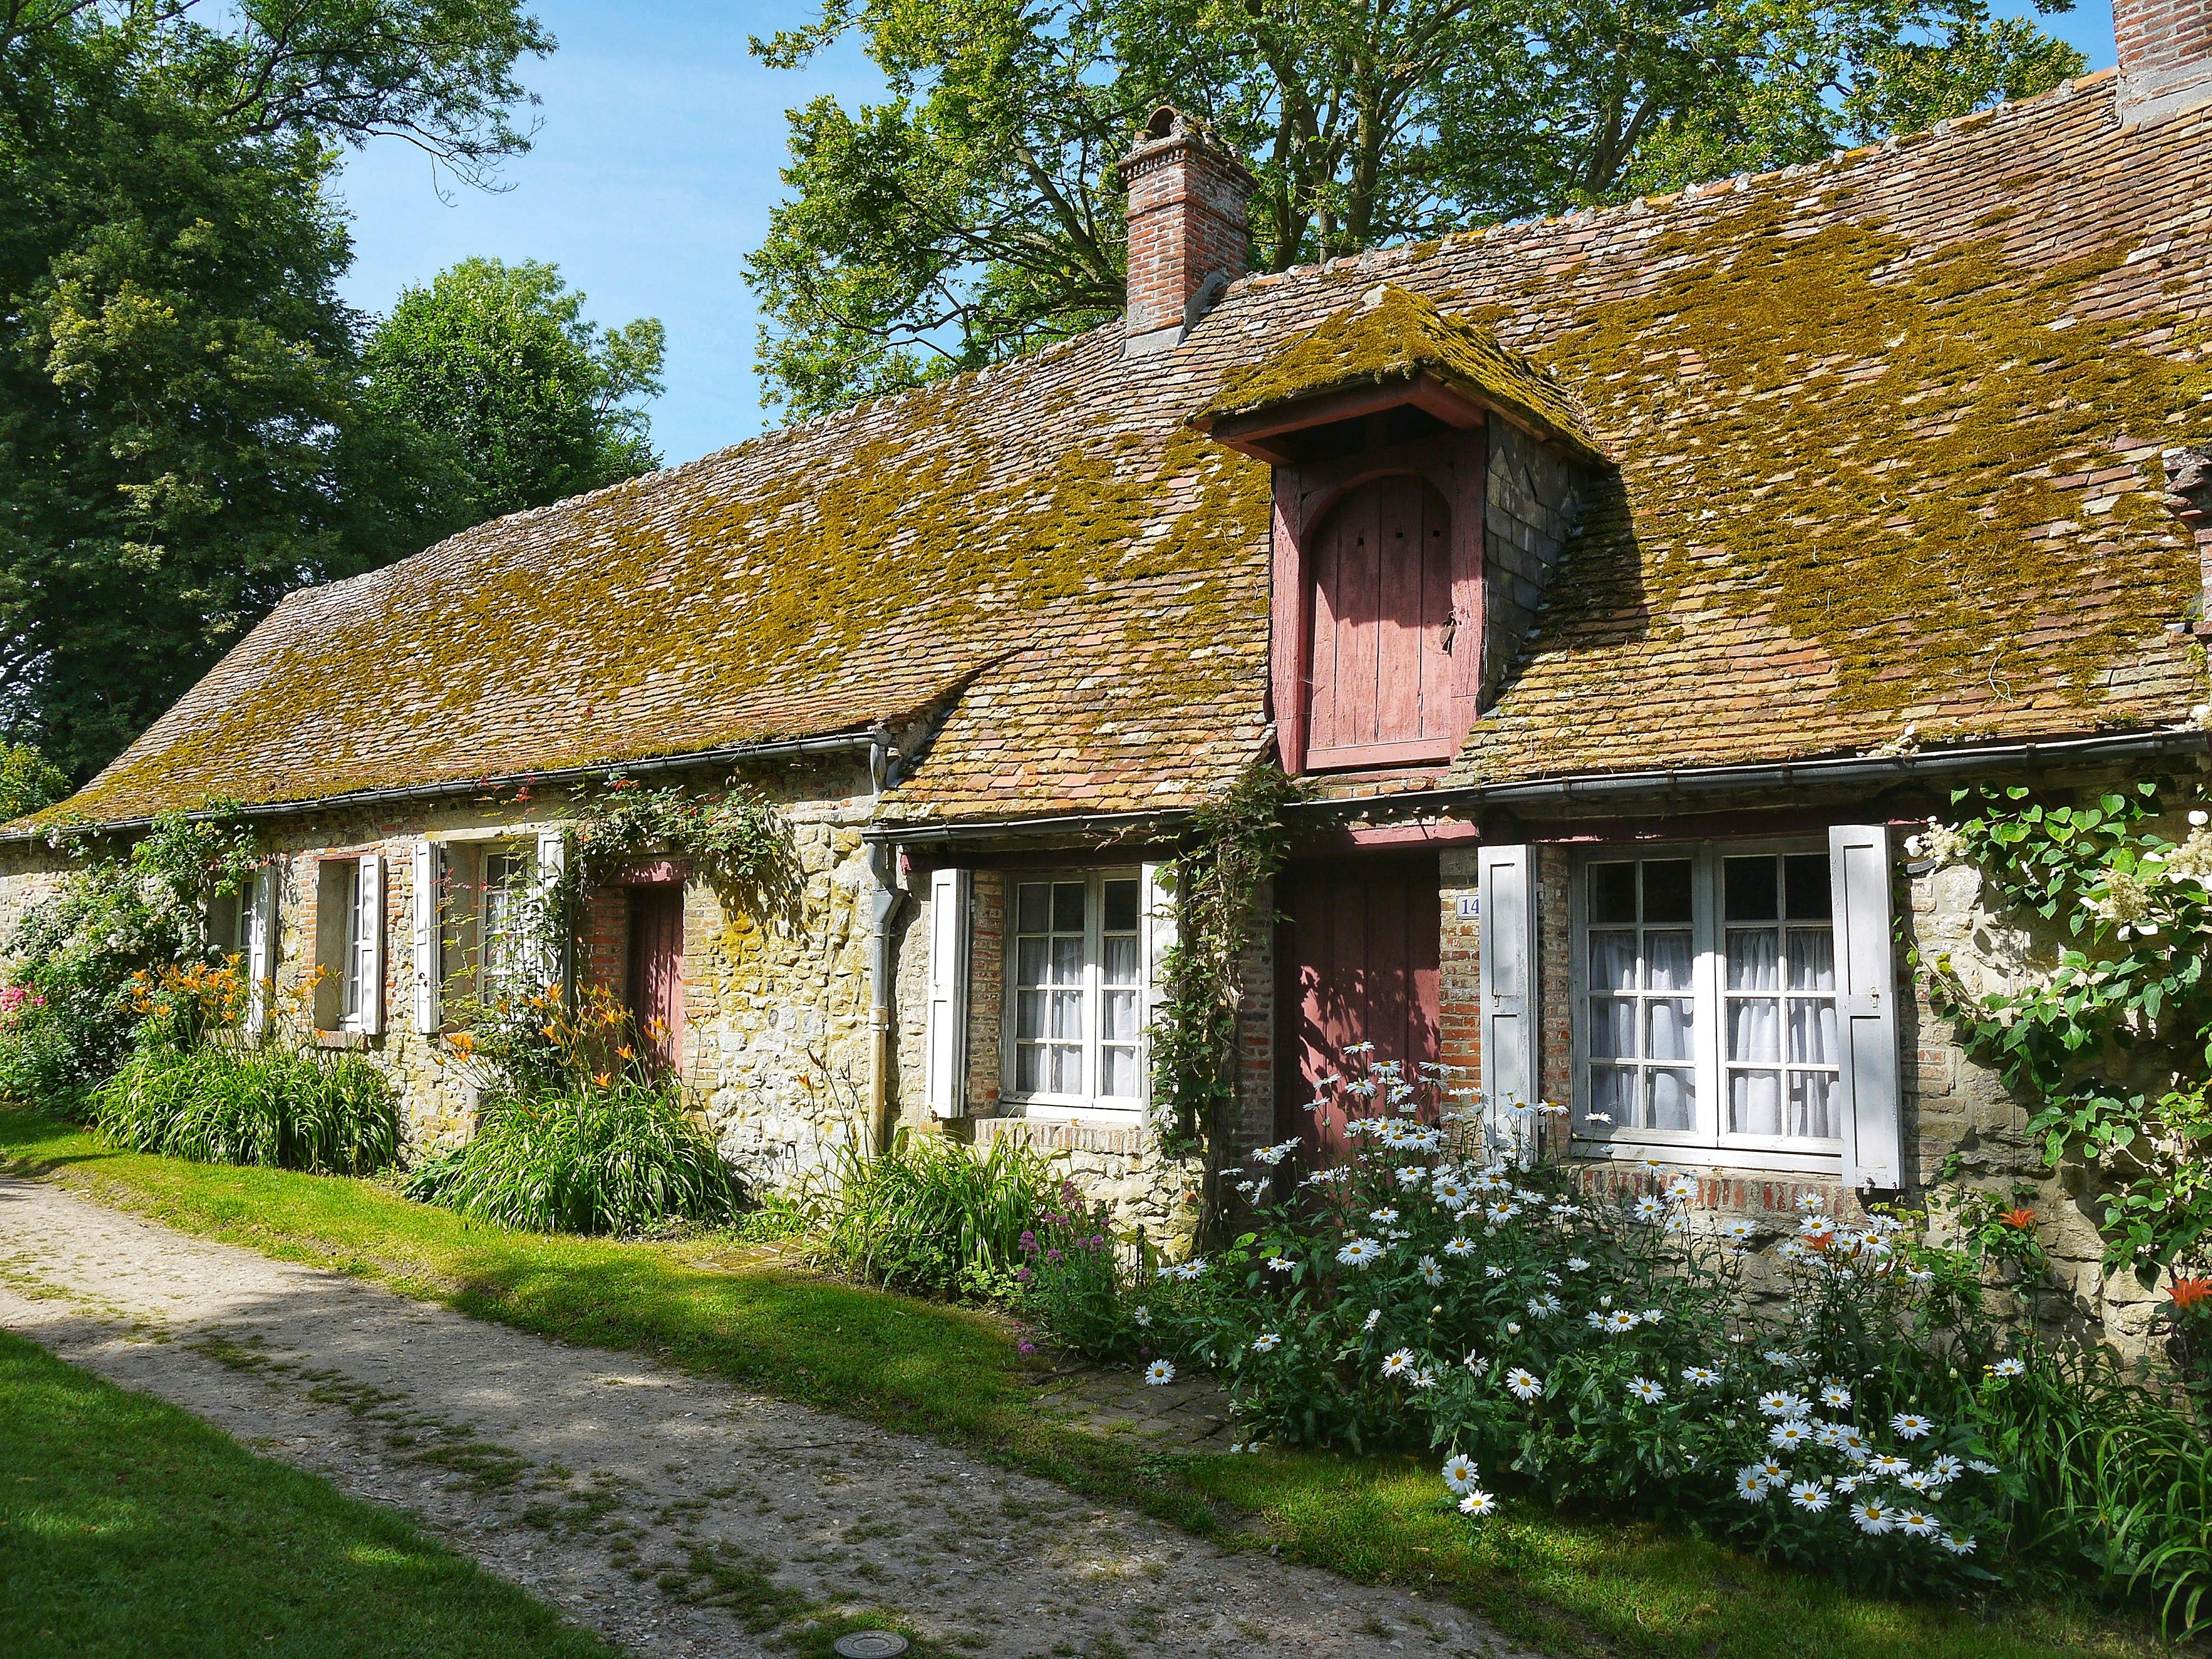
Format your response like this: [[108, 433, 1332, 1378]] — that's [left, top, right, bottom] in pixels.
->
[[1478, 844, 1539, 1157], [924, 867, 972, 1119], [411, 839, 444, 1035], [533, 827, 568, 990], [244, 864, 278, 1041], [355, 852, 385, 1036], [1829, 824, 1902, 1189]]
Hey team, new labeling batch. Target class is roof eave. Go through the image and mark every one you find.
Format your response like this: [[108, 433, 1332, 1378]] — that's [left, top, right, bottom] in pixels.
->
[[1203, 368, 1602, 465]]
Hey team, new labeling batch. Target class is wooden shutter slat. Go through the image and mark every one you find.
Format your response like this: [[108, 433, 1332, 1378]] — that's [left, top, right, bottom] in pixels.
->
[[1829, 825, 1902, 1188]]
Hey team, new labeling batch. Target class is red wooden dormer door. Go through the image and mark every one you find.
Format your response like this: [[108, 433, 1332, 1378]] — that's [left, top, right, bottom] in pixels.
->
[[625, 885, 686, 1074], [1305, 476, 1457, 769]]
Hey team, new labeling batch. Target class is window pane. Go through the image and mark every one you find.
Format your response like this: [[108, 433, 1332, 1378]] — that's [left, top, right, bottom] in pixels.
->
[[1102, 878, 1140, 932], [1103, 933, 1139, 987], [1589, 997, 1635, 1061], [1729, 998, 1780, 1062], [1050, 989, 1082, 1040], [1016, 936, 1047, 986], [1048, 1044, 1083, 1094], [1785, 854, 1832, 920], [1726, 928, 1779, 992], [1051, 881, 1085, 932], [1787, 928, 1835, 993], [1589, 930, 1635, 992], [1645, 931, 1693, 992], [1050, 936, 1084, 984], [1016, 883, 1050, 933], [1730, 1070, 1783, 1135], [1788, 997, 1838, 1065], [1647, 1068, 1695, 1130], [1101, 1045, 1138, 1098], [1788, 1072, 1838, 1139], [1590, 863, 1637, 925], [1645, 998, 1694, 1062], [1017, 989, 1047, 1041], [1724, 856, 1778, 922], [1016, 1044, 1043, 1092], [1589, 1066, 1630, 1123], [1643, 859, 1693, 924], [1103, 988, 1138, 1041]]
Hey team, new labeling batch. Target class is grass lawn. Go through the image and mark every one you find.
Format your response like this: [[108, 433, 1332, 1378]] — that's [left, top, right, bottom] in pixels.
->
[[0, 1104, 2177, 1659], [0, 1325, 619, 1659]]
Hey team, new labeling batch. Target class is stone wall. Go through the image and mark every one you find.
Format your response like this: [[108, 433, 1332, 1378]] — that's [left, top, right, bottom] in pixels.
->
[[1481, 419, 1580, 708]]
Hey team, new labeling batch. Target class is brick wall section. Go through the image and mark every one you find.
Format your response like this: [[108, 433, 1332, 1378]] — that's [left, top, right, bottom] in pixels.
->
[[1536, 847, 1574, 1157], [1438, 847, 1482, 1090], [1481, 421, 1582, 708], [2116, 0, 2212, 111], [1230, 883, 1275, 1159], [579, 886, 627, 1000], [1116, 116, 1254, 338], [966, 870, 1005, 1113]]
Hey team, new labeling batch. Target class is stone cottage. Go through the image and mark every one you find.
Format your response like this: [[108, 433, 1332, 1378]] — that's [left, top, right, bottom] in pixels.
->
[[8, 4, 2212, 1344]]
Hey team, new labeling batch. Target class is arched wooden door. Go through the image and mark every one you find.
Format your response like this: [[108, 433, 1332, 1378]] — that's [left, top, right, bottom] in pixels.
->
[[1305, 476, 1458, 769]]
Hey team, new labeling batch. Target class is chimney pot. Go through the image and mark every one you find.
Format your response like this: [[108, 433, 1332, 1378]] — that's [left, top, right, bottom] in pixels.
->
[[1115, 107, 1255, 357], [2115, 0, 2212, 124]]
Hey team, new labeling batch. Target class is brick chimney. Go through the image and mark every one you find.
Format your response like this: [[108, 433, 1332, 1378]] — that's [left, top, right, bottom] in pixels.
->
[[1115, 107, 1255, 357], [2116, 0, 2212, 125]]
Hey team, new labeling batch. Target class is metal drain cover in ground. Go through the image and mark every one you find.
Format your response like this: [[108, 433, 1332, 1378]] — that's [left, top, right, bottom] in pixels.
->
[[832, 1635, 909, 1658]]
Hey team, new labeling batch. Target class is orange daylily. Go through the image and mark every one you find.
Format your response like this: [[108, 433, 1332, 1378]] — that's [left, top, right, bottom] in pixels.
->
[[2171, 1277, 2212, 1312], [2000, 1208, 2038, 1230]]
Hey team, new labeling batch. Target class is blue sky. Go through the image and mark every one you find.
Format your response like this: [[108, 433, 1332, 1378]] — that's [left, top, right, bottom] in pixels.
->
[[333, 0, 2120, 471]]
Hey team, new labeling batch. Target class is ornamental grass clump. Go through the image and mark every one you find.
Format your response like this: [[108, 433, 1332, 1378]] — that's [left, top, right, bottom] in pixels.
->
[[96, 1042, 397, 1175], [404, 1079, 741, 1236], [798, 1129, 1060, 1302], [1110, 1046, 2210, 1630]]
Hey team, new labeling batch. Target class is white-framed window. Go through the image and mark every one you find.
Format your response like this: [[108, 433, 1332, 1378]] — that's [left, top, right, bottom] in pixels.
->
[[313, 853, 383, 1035], [1003, 869, 1147, 1114], [478, 848, 530, 987], [1573, 842, 1840, 1166]]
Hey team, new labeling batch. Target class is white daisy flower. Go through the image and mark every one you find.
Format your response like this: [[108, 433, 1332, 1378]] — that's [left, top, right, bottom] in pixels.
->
[[1665, 1173, 1697, 1202], [1418, 1255, 1444, 1287], [1757, 1391, 1808, 1418], [1967, 1458, 2001, 1475], [1897, 1470, 1937, 1495], [1890, 1412, 1934, 1441], [1251, 1332, 1282, 1354], [1762, 1349, 1801, 1369], [1736, 1468, 1772, 1502], [1395, 1165, 1426, 1188], [1681, 1365, 1720, 1388], [1410, 1368, 1439, 1390], [1820, 1383, 1853, 1409], [1505, 1367, 1542, 1401], [1755, 1458, 1787, 1483], [1850, 1499, 1895, 1535], [1484, 1264, 1508, 1280], [1937, 1533, 1977, 1556], [1363, 1307, 1383, 1331], [1458, 1489, 1498, 1518], [1337, 1237, 1383, 1268], [1866, 1453, 1911, 1478], [1926, 1454, 1964, 1484], [1632, 1194, 1666, 1222], [1566, 1256, 1591, 1272], [1794, 1193, 1827, 1214], [1526, 1293, 1562, 1319], [1719, 1218, 1758, 1244], [1627, 1376, 1666, 1404], [1837, 1430, 1872, 1462], [1441, 1453, 1480, 1494], [1989, 1358, 2025, 1378], [1789, 1480, 1831, 1511], [1266, 1255, 1294, 1272], [1380, 1348, 1416, 1378], [1132, 1306, 1152, 1327], [1638, 1308, 1665, 1325], [1769, 1419, 1814, 1451], [1369, 1207, 1400, 1225], [1485, 1201, 1521, 1224], [1896, 1509, 1939, 1538], [1145, 1359, 1176, 1386], [1443, 1237, 1477, 1258]]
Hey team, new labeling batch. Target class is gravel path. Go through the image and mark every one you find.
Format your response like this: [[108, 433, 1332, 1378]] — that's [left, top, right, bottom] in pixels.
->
[[0, 1175, 1536, 1659]]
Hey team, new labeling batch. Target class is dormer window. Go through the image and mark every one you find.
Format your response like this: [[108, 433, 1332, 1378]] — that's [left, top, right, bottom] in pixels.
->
[[1198, 284, 1600, 776]]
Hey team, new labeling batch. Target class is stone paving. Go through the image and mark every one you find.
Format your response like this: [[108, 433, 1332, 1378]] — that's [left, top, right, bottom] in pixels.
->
[[0, 1175, 1540, 1659]]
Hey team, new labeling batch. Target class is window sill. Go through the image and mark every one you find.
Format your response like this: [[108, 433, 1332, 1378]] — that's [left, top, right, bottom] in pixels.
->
[[1001, 1097, 1145, 1125], [313, 1029, 373, 1051], [1571, 1136, 1841, 1177]]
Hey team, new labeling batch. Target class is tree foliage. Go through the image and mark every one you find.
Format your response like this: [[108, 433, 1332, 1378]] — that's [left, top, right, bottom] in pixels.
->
[[361, 258, 666, 541], [747, 0, 2084, 414], [0, 0, 551, 780]]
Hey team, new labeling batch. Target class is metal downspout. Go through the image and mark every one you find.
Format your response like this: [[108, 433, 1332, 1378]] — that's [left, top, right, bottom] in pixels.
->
[[864, 743, 905, 1157]]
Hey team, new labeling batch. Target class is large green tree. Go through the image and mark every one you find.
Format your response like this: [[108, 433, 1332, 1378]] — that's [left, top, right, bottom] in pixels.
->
[[0, 0, 550, 781], [360, 257, 665, 544], [747, 0, 2083, 415]]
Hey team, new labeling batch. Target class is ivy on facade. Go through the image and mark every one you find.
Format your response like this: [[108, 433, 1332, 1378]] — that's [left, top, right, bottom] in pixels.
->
[[1915, 780, 2212, 1277]]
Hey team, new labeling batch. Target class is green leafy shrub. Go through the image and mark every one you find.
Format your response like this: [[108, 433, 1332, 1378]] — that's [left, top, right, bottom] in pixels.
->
[[1015, 1187, 1153, 1358], [0, 743, 68, 820], [96, 1044, 396, 1175], [405, 1081, 742, 1235], [799, 1130, 1060, 1302]]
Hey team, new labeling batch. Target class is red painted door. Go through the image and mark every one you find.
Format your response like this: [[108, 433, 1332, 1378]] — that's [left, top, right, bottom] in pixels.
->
[[1306, 476, 1455, 768], [1277, 854, 1443, 1164], [626, 885, 685, 1074]]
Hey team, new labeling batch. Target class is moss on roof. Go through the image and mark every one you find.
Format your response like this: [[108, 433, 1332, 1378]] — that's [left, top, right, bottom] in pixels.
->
[[1200, 284, 1599, 454]]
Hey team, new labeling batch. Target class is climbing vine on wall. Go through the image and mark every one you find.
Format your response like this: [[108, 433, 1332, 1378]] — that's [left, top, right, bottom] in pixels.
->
[[1150, 760, 1302, 1163], [1916, 780, 2212, 1277]]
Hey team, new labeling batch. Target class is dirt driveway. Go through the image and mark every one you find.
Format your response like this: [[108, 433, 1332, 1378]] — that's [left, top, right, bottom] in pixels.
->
[[0, 1175, 1537, 1659]]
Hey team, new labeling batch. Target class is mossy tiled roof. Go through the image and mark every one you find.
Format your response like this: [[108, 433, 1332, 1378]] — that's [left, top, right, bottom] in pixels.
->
[[1201, 283, 1598, 455], [50, 69, 2212, 828]]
